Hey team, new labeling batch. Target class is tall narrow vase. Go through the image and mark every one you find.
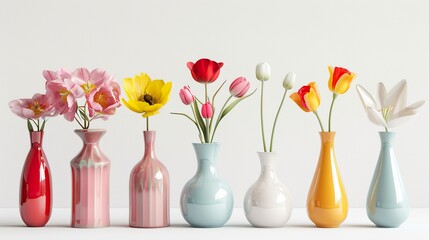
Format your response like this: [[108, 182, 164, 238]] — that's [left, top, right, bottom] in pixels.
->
[[180, 143, 233, 227], [70, 129, 110, 228], [20, 131, 52, 227], [307, 132, 348, 228], [243, 152, 292, 227], [367, 132, 409, 227], [129, 131, 170, 228]]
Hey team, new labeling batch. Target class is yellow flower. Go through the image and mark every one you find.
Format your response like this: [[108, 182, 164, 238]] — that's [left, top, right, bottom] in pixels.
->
[[290, 82, 321, 112], [328, 66, 356, 94], [121, 73, 172, 117]]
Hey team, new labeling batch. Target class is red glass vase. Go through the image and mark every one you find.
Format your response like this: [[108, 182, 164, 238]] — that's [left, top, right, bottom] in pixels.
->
[[19, 131, 52, 227]]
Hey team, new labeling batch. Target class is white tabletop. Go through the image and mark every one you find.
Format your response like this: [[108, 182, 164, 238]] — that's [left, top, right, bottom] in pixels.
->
[[1, 208, 428, 239]]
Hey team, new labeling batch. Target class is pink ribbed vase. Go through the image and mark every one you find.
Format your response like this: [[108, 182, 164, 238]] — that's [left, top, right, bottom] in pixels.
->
[[129, 131, 170, 228], [70, 129, 110, 228]]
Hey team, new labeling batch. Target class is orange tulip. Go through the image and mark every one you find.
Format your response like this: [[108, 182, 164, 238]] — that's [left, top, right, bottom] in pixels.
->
[[328, 66, 356, 94], [290, 82, 321, 112]]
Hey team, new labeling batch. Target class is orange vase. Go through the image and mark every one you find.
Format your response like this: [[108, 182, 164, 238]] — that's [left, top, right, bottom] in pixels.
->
[[307, 132, 348, 228]]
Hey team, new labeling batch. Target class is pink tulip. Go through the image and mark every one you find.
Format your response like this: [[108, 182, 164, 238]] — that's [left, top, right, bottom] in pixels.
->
[[229, 77, 250, 98], [9, 93, 54, 119], [179, 86, 195, 105], [44, 69, 84, 121], [72, 68, 113, 95], [87, 82, 121, 119], [201, 102, 213, 119]]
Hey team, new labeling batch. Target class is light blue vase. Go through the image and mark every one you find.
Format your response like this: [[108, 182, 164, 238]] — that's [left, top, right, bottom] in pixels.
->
[[367, 132, 409, 227], [180, 143, 233, 227]]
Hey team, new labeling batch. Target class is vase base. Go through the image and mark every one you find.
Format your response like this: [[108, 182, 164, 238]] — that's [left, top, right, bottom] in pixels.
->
[[71, 224, 110, 228], [245, 206, 291, 228], [315, 224, 340, 228], [189, 224, 224, 228], [130, 223, 170, 228], [367, 207, 409, 228]]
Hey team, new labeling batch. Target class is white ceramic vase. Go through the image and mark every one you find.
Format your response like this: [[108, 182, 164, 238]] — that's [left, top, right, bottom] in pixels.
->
[[243, 152, 292, 227]]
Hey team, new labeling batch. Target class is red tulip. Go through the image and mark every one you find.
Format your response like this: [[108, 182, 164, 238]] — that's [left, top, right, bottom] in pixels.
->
[[201, 102, 213, 119], [229, 77, 250, 98], [187, 58, 224, 84]]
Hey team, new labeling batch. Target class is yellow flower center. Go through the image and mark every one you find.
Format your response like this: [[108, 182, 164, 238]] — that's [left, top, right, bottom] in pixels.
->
[[94, 91, 107, 107], [81, 82, 96, 95], [28, 100, 45, 117], [382, 106, 393, 122], [60, 88, 70, 102], [139, 94, 155, 105]]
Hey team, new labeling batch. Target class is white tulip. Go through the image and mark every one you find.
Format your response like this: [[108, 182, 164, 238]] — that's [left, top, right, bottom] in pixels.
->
[[283, 72, 296, 90], [356, 79, 425, 130], [256, 62, 271, 81]]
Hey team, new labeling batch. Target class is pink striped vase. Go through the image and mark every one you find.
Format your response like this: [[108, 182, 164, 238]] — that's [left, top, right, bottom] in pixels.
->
[[71, 129, 110, 228], [129, 130, 170, 228]]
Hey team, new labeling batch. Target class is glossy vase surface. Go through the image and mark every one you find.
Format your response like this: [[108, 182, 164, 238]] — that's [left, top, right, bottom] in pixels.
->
[[20, 131, 52, 227], [366, 132, 409, 228], [180, 143, 233, 228], [130, 131, 170, 228], [307, 132, 348, 228], [244, 152, 292, 227], [71, 129, 110, 228]]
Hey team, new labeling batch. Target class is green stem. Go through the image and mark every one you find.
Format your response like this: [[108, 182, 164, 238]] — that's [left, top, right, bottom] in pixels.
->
[[190, 106, 204, 143], [29, 118, 38, 131], [260, 80, 267, 152], [172, 111, 204, 143], [209, 80, 227, 139], [269, 89, 288, 152], [74, 116, 85, 129], [37, 119, 40, 131], [210, 95, 232, 143], [204, 83, 210, 143], [314, 111, 325, 132], [328, 93, 338, 132], [146, 117, 149, 131], [385, 127, 389, 132]]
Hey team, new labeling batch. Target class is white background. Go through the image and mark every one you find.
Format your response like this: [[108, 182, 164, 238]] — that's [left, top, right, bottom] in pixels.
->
[[1, 0, 428, 209]]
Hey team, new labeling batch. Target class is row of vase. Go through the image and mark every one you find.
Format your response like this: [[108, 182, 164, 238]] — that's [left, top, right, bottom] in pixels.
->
[[20, 129, 408, 228]]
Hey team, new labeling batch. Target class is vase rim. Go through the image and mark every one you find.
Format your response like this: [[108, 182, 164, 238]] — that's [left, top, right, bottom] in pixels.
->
[[74, 128, 106, 133], [192, 142, 220, 145], [257, 151, 277, 154], [378, 131, 396, 134], [143, 130, 156, 133]]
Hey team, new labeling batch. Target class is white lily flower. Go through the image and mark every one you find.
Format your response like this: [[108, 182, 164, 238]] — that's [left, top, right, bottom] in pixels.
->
[[356, 79, 425, 130]]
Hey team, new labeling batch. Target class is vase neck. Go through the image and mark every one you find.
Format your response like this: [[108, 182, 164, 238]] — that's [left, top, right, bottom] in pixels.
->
[[379, 131, 395, 145], [193, 143, 219, 176], [30, 131, 44, 147], [75, 129, 106, 145], [320, 131, 336, 143], [143, 131, 156, 160], [257, 152, 278, 180]]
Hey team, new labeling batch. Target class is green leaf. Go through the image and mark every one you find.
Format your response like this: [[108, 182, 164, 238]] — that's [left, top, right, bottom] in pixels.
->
[[40, 119, 47, 131], [27, 119, 34, 132], [219, 89, 256, 121], [78, 109, 90, 122], [171, 112, 198, 126], [211, 80, 227, 104], [193, 101, 206, 138]]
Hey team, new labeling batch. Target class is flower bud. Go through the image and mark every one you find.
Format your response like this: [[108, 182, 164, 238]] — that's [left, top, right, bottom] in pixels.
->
[[229, 77, 250, 98], [179, 86, 195, 105], [256, 62, 270, 81], [283, 72, 296, 90], [201, 102, 213, 119]]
